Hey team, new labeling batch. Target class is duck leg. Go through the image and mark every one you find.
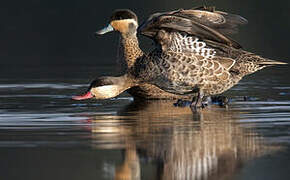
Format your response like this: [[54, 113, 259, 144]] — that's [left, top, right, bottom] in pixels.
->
[[190, 91, 205, 110]]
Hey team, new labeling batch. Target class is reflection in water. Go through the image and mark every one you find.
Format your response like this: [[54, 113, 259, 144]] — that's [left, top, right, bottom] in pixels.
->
[[115, 142, 140, 180], [87, 100, 276, 180]]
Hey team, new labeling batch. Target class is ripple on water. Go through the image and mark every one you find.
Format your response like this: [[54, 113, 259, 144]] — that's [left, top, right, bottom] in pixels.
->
[[0, 81, 289, 148], [0, 83, 85, 89]]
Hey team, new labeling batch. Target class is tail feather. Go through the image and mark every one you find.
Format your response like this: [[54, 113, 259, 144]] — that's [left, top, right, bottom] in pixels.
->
[[231, 55, 287, 76], [258, 58, 288, 65]]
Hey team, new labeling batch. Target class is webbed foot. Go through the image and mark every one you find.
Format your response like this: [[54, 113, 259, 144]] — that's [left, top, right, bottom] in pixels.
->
[[174, 95, 230, 110], [210, 96, 230, 107]]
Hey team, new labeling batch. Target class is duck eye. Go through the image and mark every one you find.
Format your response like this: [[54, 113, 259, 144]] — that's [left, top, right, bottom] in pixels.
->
[[129, 23, 136, 29]]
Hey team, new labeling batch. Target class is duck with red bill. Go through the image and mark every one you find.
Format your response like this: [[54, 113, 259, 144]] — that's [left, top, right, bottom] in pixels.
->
[[72, 75, 134, 101]]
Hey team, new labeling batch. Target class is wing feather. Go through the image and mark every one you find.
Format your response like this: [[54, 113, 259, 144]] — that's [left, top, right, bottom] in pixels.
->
[[138, 6, 247, 49]]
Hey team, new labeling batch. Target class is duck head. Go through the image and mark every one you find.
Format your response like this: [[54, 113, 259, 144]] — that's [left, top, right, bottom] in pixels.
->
[[72, 75, 134, 100], [96, 9, 138, 36]]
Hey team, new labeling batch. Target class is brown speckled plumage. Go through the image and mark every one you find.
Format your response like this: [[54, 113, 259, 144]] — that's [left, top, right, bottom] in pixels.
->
[[119, 36, 143, 69], [116, 34, 188, 99], [113, 12, 194, 99], [131, 31, 285, 99], [74, 7, 286, 105], [128, 7, 285, 106], [132, 48, 239, 96], [114, 7, 250, 100]]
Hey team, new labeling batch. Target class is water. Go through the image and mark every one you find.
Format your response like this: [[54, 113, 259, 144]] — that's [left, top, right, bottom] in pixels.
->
[[0, 65, 289, 180]]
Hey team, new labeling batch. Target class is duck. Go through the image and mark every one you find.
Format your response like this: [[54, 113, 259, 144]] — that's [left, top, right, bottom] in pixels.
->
[[90, 6, 248, 100], [73, 7, 287, 109]]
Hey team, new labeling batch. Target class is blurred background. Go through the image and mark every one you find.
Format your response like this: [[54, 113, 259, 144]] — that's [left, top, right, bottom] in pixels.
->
[[1, 0, 289, 80]]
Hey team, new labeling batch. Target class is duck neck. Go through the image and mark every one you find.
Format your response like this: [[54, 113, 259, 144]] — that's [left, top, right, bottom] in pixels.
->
[[119, 33, 143, 69]]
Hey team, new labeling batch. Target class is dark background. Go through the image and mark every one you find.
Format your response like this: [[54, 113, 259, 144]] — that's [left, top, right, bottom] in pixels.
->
[[1, 0, 290, 78]]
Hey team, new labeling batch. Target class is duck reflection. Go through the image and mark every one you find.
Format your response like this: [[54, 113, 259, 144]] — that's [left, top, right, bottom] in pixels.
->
[[114, 141, 140, 180], [87, 100, 274, 180]]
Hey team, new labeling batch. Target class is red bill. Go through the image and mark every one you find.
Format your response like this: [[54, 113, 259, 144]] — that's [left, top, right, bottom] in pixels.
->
[[72, 92, 94, 100]]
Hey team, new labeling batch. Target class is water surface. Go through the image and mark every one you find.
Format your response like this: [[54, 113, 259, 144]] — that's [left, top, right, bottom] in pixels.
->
[[0, 65, 289, 180]]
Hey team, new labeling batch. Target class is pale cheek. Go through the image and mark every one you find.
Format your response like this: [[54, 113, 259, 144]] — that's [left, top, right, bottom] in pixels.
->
[[111, 19, 137, 33], [111, 22, 128, 33], [99, 86, 119, 96], [92, 85, 121, 99]]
